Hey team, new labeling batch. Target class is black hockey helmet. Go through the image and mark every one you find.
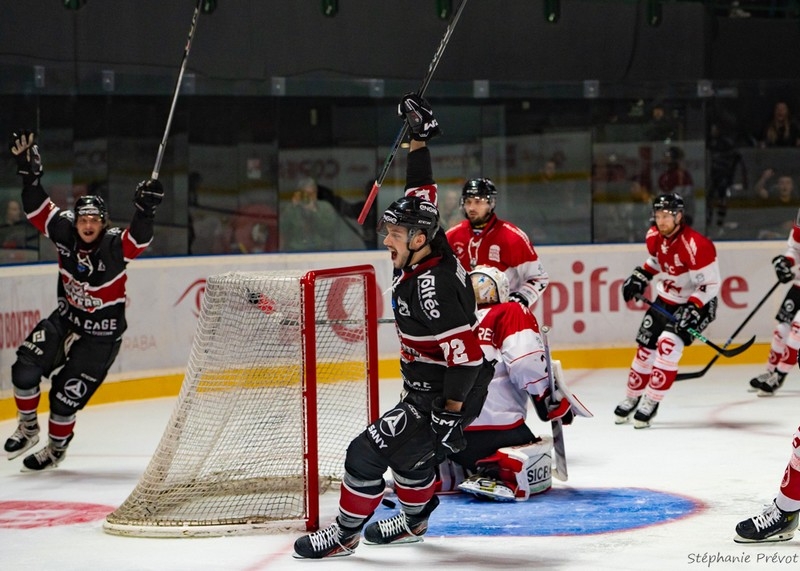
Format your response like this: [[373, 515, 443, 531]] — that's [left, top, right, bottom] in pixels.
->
[[378, 196, 439, 243], [74, 194, 108, 225], [462, 178, 497, 201], [652, 192, 685, 216]]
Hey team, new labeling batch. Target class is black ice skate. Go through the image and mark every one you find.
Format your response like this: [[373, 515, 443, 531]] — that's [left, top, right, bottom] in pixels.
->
[[734, 500, 799, 543], [613, 396, 640, 425], [363, 495, 440, 545], [756, 371, 787, 397], [293, 520, 361, 559], [748, 371, 773, 391], [4, 419, 40, 460], [633, 396, 659, 429], [21, 434, 73, 472]]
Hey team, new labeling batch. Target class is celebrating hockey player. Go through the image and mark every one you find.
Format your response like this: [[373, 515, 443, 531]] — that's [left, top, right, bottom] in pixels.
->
[[4, 130, 163, 471], [442, 265, 587, 502], [747, 211, 800, 395], [734, 424, 800, 543], [445, 177, 549, 307], [293, 94, 493, 559], [616, 192, 720, 428]]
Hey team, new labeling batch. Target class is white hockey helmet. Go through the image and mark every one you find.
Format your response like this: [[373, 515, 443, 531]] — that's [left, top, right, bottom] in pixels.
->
[[470, 265, 509, 305]]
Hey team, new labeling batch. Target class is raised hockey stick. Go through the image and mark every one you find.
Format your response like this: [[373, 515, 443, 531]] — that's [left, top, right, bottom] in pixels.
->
[[151, 0, 203, 181], [541, 326, 568, 482], [676, 280, 782, 381], [635, 295, 756, 358], [357, 0, 469, 225]]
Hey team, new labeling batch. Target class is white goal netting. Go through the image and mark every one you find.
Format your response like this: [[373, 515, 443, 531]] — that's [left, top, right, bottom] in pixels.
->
[[104, 266, 379, 537]]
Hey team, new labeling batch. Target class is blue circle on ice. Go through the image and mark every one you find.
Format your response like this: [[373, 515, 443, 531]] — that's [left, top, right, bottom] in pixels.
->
[[378, 487, 704, 536]]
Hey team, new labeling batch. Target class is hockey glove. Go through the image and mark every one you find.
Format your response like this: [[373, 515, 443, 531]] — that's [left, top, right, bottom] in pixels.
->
[[508, 291, 529, 307], [133, 179, 164, 218], [674, 302, 702, 334], [531, 390, 574, 425], [431, 397, 465, 458], [398, 92, 441, 142], [772, 255, 794, 284], [622, 266, 654, 302], [9, 130, 43, 185]]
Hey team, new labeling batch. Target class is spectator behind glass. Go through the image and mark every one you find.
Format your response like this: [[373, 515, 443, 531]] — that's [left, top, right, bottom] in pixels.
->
[[761, 101, 800, 148], [1, 197, 34, 249], [279, 177, 337, 252], [754, 169, 799, 239], [657, 146, 694, 225], [438, 188, 462, 230]]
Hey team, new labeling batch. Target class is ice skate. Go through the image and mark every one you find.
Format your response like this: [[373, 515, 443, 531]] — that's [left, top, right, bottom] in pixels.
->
[[4, 418, 40, 460], [633, 396, 659, 429], [757, 371, 787, 397], [292, 520, 361, 559], [734, 500, 798, 543], [613, 396, 640, 424], [363, 495, 440, 545], [21, 434, 73, 472], [748, 371, 773, 392]]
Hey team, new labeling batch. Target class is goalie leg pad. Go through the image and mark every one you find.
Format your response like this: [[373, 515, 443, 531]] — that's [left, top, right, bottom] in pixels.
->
[[435, 458, 468, 494], [459, 438, 554, 501]]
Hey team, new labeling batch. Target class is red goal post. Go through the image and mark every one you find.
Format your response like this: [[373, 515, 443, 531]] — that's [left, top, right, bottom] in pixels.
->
[[104, 265, 380, 537]]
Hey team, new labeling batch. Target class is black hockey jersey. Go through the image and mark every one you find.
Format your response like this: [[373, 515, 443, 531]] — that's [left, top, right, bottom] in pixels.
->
[[391, 239, 487, 406], [22, 183, 153, 338]]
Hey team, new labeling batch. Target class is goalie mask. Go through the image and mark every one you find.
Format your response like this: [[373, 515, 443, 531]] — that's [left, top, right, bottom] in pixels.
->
[[470, 265, 509, 305]]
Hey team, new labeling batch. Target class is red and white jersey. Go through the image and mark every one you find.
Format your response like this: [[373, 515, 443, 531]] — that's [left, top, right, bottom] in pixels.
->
[[780, 213, 800, 285], [446, 214, 549, 307], [466, 301, 548, 431], [641, 224, 720, 308]]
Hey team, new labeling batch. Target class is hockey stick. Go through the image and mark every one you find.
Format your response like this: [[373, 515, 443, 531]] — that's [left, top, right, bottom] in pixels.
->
[[356, 0, 469, 225], [676, 280, 781, 381], [541, 326, 568, 482], [635, 295, 756, 358], [151, 0, 203, 181]]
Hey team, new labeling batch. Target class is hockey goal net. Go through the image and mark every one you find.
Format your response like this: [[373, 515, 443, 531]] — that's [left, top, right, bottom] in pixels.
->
[[104, 265, 379, 537]]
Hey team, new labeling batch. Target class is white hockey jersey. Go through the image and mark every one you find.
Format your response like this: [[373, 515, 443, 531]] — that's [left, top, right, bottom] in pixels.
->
[[466, 301, 549, 431]]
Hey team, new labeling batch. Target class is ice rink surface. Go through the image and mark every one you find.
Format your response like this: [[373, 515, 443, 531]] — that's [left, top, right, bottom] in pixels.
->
[[2, 364, 799, 571]]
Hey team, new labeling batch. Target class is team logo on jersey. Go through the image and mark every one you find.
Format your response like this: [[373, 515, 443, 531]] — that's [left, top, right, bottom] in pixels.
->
[[77, 251, 94, 275], [396, 297, 410, 317], [417, 271, 440, 319], [378, 408, 408, 438], [488, 244, 501, 263]]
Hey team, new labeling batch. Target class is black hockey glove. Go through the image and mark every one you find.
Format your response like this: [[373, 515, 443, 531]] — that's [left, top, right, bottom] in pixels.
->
[[674, 303, 702, 334], [398, 92, 441, 142], [133, 179, 164, 218], [508, 291, 529, 307], [9, 130, 43, 185], [622, 266, 654, 302], [430, 397, 465, 458], [772, 255, 794, 284]]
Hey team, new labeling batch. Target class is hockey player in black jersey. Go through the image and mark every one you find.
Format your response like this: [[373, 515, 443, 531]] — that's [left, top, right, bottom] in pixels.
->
[[293, 94, 493, 559], [4, 130, 163, 471]]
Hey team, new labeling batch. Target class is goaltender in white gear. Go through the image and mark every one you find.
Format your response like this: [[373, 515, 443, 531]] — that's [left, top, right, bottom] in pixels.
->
[[440, 266, 588, 502]]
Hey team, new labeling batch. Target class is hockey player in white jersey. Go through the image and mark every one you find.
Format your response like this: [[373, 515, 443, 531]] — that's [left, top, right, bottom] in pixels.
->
[[440, 266, 588, 502], [747, 209, 800, 395]]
